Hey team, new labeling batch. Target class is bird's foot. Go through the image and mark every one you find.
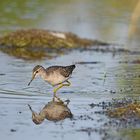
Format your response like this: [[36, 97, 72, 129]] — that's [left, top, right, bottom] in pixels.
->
[[53, 96, 64, 104], [64, 99, 70, 105]]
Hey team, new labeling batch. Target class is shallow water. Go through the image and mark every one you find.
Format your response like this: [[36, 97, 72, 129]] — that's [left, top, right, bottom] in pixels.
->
[[1, 50, 140, 140], [0, 0, 140, 140]]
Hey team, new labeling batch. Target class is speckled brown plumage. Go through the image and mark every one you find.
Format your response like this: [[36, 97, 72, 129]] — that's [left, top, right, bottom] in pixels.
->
[[46, 65, 75, 77], [28, 64, 76, 96]]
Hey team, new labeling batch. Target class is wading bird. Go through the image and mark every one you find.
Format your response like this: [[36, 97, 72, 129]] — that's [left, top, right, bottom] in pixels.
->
[[28, 65, 75, 101]]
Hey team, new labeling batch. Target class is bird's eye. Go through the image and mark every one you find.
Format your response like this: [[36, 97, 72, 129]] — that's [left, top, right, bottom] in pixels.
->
[[36, 71, 38, 73]]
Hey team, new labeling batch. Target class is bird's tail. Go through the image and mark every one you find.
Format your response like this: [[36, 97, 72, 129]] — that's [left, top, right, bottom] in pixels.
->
[[68, 65, 76, 70], [65, 65, 76, 74]]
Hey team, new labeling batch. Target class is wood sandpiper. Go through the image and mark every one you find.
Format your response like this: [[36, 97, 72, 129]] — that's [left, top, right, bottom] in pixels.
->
[[28, 65, 76, 101]]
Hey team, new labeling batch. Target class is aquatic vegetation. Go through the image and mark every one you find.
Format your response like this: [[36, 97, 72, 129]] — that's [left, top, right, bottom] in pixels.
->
[[107, 102, 140, 118], [90, 98, 140, 121], [0, 29, 108, 60], [106, 99, 140, 119]]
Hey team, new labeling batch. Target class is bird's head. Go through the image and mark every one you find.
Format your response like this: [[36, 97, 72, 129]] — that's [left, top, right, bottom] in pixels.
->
[[28, 104, 44, 125], [28, 65, 44, 86]]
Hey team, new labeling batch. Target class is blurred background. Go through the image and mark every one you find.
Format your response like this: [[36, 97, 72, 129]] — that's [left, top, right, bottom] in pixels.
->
[[0, 0, 140, 47]]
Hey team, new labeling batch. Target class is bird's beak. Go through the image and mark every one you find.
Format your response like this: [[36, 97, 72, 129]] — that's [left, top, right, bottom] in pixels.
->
[[28, 104, 34, 113], [28, 73, 35, 86]]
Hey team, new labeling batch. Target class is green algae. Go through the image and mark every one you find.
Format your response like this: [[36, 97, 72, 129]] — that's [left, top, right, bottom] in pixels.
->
[[107, 101, 140, 118], [93, 98, 140, 120], [0, 29, 108, 60]]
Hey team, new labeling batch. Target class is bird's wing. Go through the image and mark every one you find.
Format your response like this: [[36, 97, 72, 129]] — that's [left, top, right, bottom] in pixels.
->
[[59, 67, 71, 77], [46, 65, 75, 77], [59, 65, 75, 77], [45, 66, 60, 74]]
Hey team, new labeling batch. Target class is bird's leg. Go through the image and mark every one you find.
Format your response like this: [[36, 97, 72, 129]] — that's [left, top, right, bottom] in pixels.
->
[[53, 81, 71, 102], [53, 84, 63, 96], [65, 81, 71, 86], [53, 81, 71, 95], [53, 84, 63, 102], [59, 80, 71, 88]]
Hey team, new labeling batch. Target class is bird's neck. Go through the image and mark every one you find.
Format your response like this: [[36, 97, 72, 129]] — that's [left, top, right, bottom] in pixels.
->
[[40, 69, 48, 80], [32, 112, 45, 124]]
